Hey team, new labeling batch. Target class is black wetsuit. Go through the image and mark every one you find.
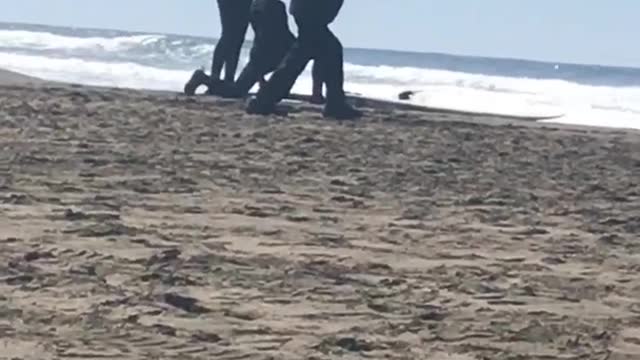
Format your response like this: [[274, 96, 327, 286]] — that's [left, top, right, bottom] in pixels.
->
[[249, 0, 346, 108], [219, 0, 325, 100], [232, 0, 296, 96], [210, 0, 252, 83]]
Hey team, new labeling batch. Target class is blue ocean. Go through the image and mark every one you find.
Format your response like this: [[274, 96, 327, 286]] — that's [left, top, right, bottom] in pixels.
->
[[1, 22, 639, 129]]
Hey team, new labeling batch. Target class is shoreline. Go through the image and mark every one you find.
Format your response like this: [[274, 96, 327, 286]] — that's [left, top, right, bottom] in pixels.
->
[[1, 68, 638, 135], [0, 68, 46, 85]]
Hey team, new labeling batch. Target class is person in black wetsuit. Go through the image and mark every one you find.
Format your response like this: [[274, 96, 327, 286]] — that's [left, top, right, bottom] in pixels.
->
[[186, 0, 326, 103], [219, 0, 325, 102], [246, 0, 361, 119], [184, 0, 251, 95]]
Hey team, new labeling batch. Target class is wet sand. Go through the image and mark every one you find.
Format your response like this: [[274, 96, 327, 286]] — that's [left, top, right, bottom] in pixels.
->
[[1, 69, 640, 359]]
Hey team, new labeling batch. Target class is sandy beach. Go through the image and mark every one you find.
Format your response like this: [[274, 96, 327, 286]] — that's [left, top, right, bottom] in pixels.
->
[[1, 69, 639, 360]]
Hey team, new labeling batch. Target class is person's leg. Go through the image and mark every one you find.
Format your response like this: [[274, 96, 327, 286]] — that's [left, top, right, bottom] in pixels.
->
[[319, 30, 345, 105], [246, 19, 320, 114], [244, 43, 293, 96], [223, 0, 291, 98], [310, 60, 325, 104], [259, 77, 268, 89], [222, 0, 251, 83], [210, 0, 232, 80], [228, 55, 271, 98], [318, 30, 362, 119], [184, 68, 211, 96]]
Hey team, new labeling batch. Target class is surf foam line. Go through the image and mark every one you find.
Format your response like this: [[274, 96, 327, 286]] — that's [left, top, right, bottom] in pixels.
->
[[1, 51, 638, 130], [344, 63, 640, 129], [0, 51, 191, 90], [0, 29, 165, 51]]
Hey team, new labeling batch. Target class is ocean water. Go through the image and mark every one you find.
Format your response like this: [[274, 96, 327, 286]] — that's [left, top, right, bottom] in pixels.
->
[[1, 22, 639, 130]]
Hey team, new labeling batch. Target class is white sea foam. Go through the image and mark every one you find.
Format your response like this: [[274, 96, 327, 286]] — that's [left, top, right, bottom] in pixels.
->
[[0, 30, 165, 51], [0, 52, 188, 90]]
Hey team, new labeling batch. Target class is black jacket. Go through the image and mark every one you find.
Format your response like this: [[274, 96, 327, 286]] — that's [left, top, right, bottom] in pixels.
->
[[289, 0, 344, 25]]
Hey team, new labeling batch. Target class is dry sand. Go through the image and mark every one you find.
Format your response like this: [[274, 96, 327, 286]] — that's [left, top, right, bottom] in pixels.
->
[[0, 69, 639, 360]]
